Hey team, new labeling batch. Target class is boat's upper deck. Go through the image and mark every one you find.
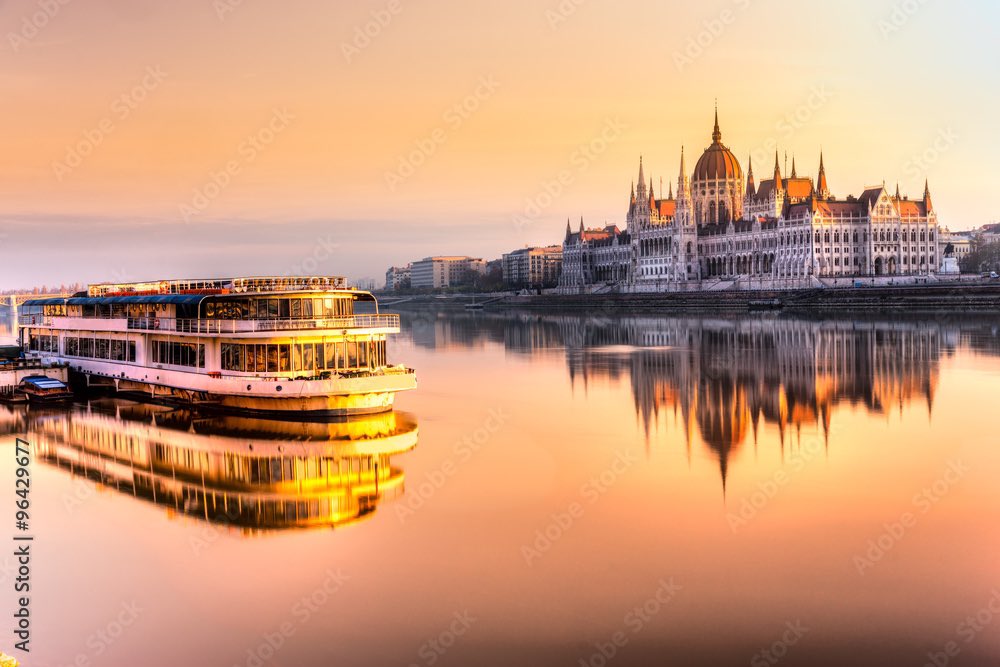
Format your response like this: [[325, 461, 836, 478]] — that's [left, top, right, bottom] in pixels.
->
[[20, 276, 398, 335]]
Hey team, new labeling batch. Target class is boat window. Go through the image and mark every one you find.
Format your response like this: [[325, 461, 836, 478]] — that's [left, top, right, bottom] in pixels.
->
[[291, 344, 302, 371], [325, 342, 337, 370], [290, 299, 301, 319], [267, 299, 279, 319], [279, 345, 290, 372], [257, 300, 268, 319], [266, 345, 278, 373], [302, 299, 313, 319], [256, 344, 267, 373], [279, 299, 290, 319], [151, 341, 205, 368], [302, 344, 315, 372]]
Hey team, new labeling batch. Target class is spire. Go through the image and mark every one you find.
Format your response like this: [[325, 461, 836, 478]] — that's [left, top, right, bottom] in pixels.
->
[[676, 145, 690, 201], [637, 156, 645, 191], [745, 154, 755, 197], [895, 183, 901, 200], [649, 177, 655, 207], [579, 216, 584, 233], [668, 182, 674, 200], [817, 151, 829, 198], [790, 155, 797, 179], [924, 179, 933, 211], [773, 151, 783, 193], [712, 103, 722, 144], [630, 181, 636, 206], [565, 217, 571, 238]]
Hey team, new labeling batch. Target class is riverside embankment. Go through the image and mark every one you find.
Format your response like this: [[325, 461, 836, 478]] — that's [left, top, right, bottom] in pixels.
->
[[380, 283, 1000, 315]]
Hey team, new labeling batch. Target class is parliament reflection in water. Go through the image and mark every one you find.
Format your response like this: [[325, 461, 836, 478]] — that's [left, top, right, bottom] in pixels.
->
[[6, 401, 417, 532], [404, 310, 1000, 486]]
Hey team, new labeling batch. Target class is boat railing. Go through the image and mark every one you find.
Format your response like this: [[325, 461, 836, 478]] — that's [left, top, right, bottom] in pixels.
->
[[18, 315, 52, 326], [126, 314, 400, 334]]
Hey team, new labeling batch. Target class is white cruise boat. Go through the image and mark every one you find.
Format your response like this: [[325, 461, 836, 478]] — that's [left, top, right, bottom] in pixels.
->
[[19, 276, 416, 416]]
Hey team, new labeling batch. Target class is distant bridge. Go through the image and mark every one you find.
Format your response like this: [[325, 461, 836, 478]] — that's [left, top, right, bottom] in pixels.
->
[[0, 293, 72, 309]]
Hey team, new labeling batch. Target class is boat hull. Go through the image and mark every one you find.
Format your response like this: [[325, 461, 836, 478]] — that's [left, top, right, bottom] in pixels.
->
[[59, 357, 416, 416]]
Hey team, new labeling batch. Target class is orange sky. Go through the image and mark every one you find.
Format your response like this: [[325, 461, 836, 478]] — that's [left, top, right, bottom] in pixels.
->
[[1, 0, 997, 285]]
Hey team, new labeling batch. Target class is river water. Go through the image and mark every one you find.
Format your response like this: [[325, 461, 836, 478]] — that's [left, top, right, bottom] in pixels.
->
[[2, 309, 1000, 666]]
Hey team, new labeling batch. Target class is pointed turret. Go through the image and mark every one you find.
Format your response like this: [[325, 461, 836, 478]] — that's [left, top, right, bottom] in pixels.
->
[[636, 156, 646, 200], [649, 177, 656, 209], [745, 155, 756, 198], [630, 181, 636, 205], [712, 104, 722, 144], [817, 151, 829, 199], [565, 217, 571, 240], [773, 151, 783, 193], [678, 146, 689, 192], [790, 155, 797, 179], [579, 217, 584, 233], [668, 182, 674, 200], [895, 183, 901, 200], [924, 179, 933, 212]]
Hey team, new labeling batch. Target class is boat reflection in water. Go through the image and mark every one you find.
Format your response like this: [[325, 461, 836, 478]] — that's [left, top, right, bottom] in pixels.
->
[[26, 400, 418, 532]]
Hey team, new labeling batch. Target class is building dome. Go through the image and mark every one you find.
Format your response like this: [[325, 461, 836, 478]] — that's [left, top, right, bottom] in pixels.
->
[[693, 111, 742, 183]]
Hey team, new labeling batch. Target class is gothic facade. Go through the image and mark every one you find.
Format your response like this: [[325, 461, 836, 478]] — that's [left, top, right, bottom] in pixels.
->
[[561, 109, 941, 291]]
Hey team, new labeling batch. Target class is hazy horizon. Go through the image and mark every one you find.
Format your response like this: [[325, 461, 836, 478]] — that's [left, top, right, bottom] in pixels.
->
[[2, 0, 998, 286]]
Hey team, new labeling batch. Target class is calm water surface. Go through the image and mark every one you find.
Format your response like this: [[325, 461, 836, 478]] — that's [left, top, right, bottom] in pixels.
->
[[3, 309, 1000, 666]]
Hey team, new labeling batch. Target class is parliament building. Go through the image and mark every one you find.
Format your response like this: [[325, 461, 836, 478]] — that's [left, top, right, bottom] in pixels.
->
[[560, 110, 941, 291]]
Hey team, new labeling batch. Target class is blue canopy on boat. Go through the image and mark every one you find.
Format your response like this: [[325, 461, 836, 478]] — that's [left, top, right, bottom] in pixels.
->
[[20, 376, 68, 390], [67, 295, 209, 306], [20, 297, 69, 307], [24, 295, 209, 307]]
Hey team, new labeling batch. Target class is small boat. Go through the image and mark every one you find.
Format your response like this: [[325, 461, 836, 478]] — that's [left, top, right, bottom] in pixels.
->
[[464, 302, 485, 310], [747, 298, 783, 311], [16, 376, 74, 403]]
